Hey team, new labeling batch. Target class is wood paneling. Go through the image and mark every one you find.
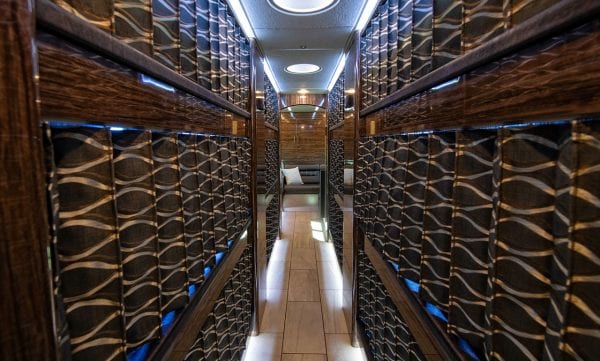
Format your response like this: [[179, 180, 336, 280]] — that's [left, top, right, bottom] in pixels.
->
[[362, 19, 600, 135], [37, 32, 248, 135], [0, 1, 56, 360], [281, 112, 327, 165]]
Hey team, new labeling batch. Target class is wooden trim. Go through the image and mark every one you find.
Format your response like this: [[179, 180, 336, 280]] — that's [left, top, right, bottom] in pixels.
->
[[0, 1, 57, 360], [364, 237, 465, 361], [36, 0, 251, 119], [360, 0, 600, 117], [148, 220, 251, 361], [264, 122, 279, 132]]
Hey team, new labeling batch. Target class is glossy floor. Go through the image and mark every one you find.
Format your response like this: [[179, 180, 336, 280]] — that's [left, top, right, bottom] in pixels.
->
[[242, 210, 366, 361]]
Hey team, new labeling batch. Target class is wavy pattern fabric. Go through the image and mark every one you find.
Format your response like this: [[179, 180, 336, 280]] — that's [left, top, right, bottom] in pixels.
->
[[42, 125, 72, 361], [355, 119, 600, 360], [184, 242, 253, 361], [386, 0, 399, 95], [432, 0, 462, 68], [179, 0, 197, 80], [399, 134, 428, 282], [398, 0, 413, 88], [463, 0, 509, 52], [357, 250, 425, 361], [51, 126, 125, 361], [112, 130, 161, 348], [52, 0, 251, 107], [378, 2, 389, 98], [447, 130, 496, 356], [327, 75, 344, 129], [383, 135, 409, 266], [152, 0, 180, 70], [420, 132, 455, 310], [178, 133, 205, 285], [113, 0, 153, 55], [46, 124, 252, 360], [209, 136, 228, 254], [411, 0, 433, 80], [152, 133, 189, 313]]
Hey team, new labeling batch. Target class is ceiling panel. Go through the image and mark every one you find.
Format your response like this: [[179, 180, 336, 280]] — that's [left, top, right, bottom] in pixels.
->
[[238, 0, 369, 94]]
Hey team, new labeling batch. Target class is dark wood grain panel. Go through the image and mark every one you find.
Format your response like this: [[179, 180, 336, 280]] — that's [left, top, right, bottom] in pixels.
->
[[363, 19, 600, 134], [360, 0, 600, 117], [148, 221, 250, 361], [37, 32, 248, 135], [364, 237, 463, 361], [280, 94, 327, 109], [280, 112, 327, 165], [36, 0, 250, 118], [0, 1, 56, 360]]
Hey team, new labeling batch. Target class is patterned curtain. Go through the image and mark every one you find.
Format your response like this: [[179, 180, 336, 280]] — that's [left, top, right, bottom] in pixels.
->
[[152, 133, 189, 313], [112, 130, 161, 348], [355, 119, 600, 360], [45, 123, 252, 360]]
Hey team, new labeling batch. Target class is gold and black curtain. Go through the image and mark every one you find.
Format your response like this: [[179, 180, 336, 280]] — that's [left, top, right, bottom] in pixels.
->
[[45, 123, 252, 361], [355, 118, 600, 360], [359, 0, 560, 107], [51, 0, 251, 109]]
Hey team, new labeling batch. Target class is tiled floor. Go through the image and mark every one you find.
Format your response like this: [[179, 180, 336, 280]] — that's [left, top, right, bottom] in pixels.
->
[[243, 211, 366, 361]]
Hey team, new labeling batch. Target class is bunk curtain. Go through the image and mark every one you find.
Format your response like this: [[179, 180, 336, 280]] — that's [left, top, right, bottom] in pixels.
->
[[184, 241, 253, 361], [45, 124, 251, 361], [51, 0, 250, 109], [355, 118, 600, 360], [359, 0, 561, 107]]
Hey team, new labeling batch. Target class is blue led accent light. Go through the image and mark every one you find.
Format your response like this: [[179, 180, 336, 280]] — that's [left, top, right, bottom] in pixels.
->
[[110, 127, 125, 131], [188, 284, 197, 296], [425, 302, 448, 323], [127, 342, 152, 361], [403, 278, 420, 293], [204, 266, 212, 278], [215, 251, 225, 264], [161, 310, 176, 334], [458, 338, 481, 361], [139, 74, 175, 92], [228, 239, 234, 248], [47, 121, 105, 129], [389, 262, 399, 272], [431, 77, 460, 91]]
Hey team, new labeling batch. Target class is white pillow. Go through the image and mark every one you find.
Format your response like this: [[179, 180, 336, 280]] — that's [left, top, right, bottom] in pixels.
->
[[343, 168, 354, 186], [282, 167, 304, 185]]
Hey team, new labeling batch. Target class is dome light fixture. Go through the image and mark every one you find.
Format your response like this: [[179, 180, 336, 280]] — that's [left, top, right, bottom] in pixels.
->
[[269, 0, 339, 16], [285, 63, 322, 74]]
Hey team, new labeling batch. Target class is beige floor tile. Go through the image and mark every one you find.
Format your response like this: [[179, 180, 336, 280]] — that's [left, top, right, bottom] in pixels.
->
[[283, 302, 326, 354], [271, 238, 292, 262], [244, 333, 283, 361], [290, 248, 317, 269], [260, 289, 288, 333], [315, 242, 337, 262], [325, 334, 365, 361], [288, 269, 320, 301], [317, 261, 343, 290], [267, 261, 290, 290], [282, 354, 327, 361], [292, 231, 316, 249], [320, 290, 349, 334]]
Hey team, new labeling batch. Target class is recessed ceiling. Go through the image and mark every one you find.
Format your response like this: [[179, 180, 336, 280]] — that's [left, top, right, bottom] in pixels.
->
[[268, 0, 340, 15], [236, 0, 371, 94]]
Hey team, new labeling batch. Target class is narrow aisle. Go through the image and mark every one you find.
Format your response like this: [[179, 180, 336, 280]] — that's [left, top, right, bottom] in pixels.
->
[[243, 211, 365, 361]]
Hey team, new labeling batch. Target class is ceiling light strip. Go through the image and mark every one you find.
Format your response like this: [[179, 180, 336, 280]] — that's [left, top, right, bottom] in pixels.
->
[[263, 58, 282, 93], [327, 52, 347, 91], [227, 0, 256, 39], [355, 0, 380, 33]]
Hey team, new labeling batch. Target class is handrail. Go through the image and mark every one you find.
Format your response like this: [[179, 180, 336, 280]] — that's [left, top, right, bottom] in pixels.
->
[[359, 0, 600, 117], [36, 0, 251, 119]]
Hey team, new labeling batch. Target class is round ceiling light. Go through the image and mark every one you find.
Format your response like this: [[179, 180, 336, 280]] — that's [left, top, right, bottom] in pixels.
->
[[285, 63, 322, 74], [269, 0, 339, 15]]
